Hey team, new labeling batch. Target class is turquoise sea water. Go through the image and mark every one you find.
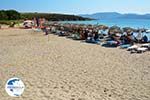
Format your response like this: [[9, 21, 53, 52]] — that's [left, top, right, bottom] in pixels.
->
[[62, 19, 150, 29]]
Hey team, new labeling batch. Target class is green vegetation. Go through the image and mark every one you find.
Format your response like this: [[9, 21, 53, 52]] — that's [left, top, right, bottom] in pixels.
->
[[0, 10, 91, 25], [21, 13, 91, 21], [0, 10, 21, 20]]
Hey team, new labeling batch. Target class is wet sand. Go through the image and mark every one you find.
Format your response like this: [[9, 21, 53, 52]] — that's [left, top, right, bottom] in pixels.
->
[[0, 29, 150, 100]]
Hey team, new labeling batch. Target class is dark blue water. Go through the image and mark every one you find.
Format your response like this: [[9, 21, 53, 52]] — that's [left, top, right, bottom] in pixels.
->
[[62, 19, 150, 29]]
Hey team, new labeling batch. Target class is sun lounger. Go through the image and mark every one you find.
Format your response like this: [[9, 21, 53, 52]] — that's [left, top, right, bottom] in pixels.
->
[[120, 44, 132, 49], [86, 39, 100, 44], [127, 45, 138, 51], [141, 44, 150, 51], [136, 47, 148, 53], [101, 40, 118, 47], [141, 44, 150, 48], [107, 41, 118, 46]]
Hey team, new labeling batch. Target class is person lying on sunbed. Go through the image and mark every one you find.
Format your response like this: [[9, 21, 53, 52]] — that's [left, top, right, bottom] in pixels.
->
[[121, 32, 134, 45]]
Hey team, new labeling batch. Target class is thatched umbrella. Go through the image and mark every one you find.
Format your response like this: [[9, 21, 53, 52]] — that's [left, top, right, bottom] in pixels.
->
[[98, 25, 109, 30], [137, 28, 147, 33], [123, 27, 136, 33], [108, 26, 122, 35]]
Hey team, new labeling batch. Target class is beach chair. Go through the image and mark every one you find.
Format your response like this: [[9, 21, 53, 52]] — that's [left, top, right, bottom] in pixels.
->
[[86, 37, 100, 44], [127, 45, 138, 51], [107, 41, 118, 47], [129, 46, 148, 54], [141, 44, 150, 51], [141, 44, 150, 48], [120, 44, 132, 49], [136, 47, 148, 53], [102, 40, 119, 47]]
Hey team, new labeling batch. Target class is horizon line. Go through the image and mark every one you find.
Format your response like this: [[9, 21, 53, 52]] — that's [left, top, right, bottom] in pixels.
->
[[1, 9, 150, 15]]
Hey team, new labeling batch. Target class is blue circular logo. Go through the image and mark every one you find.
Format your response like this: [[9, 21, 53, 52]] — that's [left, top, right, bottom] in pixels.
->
[[5, 77, 25, 97]]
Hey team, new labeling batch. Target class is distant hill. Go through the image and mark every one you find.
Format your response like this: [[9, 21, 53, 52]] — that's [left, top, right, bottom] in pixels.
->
[[21, 13, 91, 21], [80, 12, 121, 19], [0, 10, 91, 21], [80, 12, 150, 19]]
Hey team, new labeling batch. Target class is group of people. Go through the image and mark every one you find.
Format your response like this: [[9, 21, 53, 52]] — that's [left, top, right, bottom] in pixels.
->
[[43, 23, 150, 53], [48, 24, 109, 42], [45, 23, 150, 45], [23, 17, 47, 29]]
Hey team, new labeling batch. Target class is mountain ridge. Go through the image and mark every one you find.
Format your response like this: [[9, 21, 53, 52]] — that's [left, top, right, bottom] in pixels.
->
[[80, 12, 150, 19]]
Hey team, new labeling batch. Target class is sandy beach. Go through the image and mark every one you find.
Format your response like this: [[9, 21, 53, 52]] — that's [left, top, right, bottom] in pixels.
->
[[0, 29, 150, 100]]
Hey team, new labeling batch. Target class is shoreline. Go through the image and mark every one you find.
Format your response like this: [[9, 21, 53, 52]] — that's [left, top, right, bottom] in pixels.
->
[[59, 19, 150, 29]]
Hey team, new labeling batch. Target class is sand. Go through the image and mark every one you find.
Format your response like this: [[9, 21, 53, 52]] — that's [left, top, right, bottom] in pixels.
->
[[0, 29, 150, 100]]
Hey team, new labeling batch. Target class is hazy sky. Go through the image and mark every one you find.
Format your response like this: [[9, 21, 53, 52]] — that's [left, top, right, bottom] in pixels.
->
[[0, 0, 150, 14]]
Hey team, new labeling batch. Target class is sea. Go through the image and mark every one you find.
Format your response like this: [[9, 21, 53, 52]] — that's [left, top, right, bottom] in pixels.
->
[[61, 19, 150, 29]]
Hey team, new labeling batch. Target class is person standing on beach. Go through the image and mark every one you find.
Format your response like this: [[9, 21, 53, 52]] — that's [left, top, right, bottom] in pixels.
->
[[41, 18, 48, 35], [33, 17, 39, 28], [33, 17, 36, 28], [36, 17, 39, 28]]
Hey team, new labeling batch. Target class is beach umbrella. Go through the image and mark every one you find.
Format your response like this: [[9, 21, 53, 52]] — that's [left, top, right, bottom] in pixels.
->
[[123, 27, 136, 33], [136, 31, 143, 42], [98, 25, 109, 30], [109, 26, 122, 34]]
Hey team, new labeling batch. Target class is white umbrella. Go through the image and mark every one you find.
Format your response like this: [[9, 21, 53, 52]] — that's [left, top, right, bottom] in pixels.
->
[[136, 31, 143, 42]]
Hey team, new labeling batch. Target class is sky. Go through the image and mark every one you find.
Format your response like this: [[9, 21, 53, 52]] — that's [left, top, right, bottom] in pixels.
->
[[0, 0, 150, 14]]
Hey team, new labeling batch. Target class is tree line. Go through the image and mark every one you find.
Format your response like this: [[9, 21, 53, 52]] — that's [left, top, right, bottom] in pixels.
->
[[0, 10, 91, 21], [0, 10, 21, 20]]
